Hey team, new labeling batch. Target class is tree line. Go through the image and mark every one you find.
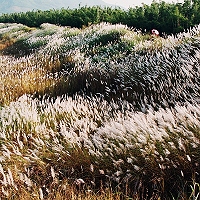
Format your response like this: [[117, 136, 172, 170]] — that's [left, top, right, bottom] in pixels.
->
[[0, 0, 200, 34]]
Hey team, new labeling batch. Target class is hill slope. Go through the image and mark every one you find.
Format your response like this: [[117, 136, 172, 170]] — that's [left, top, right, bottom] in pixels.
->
[[0, 0, 112, 14], [0, 23, 200, 199]]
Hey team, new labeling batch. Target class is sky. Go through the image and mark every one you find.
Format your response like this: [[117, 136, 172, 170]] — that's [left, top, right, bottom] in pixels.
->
[[103, 0, 184, 9]]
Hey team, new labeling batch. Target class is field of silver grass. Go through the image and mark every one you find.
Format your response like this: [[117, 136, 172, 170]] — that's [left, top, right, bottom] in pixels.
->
[[0, 23, 200, 199]]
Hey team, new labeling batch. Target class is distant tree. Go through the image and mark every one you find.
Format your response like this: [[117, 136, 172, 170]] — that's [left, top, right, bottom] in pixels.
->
[[0, 0, 200, 34]]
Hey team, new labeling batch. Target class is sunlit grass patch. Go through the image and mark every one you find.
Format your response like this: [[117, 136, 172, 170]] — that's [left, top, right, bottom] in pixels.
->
[[0, 54, 59, 105], [0, 94, 199, 198]]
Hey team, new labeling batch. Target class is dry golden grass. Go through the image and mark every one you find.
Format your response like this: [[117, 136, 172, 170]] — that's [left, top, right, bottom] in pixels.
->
[[0, 53, 65, 105], [5, 185, 123, 200]]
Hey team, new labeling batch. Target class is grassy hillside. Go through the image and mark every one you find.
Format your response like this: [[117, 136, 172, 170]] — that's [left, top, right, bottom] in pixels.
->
[[0, 23, 199, 199]]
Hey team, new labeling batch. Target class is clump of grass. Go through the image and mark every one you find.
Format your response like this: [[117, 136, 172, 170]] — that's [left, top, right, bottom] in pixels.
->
[[0, 54, 59, 105]]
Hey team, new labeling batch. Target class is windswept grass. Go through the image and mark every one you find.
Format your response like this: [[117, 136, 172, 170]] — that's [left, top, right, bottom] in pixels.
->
[[0, 22, 199, 199], [0, 95, 199, 199]]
